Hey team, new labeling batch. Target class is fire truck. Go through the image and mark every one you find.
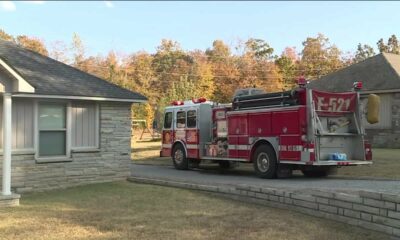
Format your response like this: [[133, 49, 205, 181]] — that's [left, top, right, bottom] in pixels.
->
[[160, 79, 378, 178]]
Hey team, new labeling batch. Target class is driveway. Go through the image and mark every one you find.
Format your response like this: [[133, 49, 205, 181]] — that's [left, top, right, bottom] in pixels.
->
[[131, 163, 400, 194]]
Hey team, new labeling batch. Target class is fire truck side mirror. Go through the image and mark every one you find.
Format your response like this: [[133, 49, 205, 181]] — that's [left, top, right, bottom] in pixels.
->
[[366, 94, 380, 124]]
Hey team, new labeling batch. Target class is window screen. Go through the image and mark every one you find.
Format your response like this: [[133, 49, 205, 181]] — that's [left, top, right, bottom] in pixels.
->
[[164, 112, 172, 129], [187, 110, 197, 128], [176, 111, 186, 128]]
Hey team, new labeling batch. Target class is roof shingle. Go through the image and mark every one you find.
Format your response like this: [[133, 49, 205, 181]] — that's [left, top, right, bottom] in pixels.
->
[[0, 39, 147, 101], [309, 53, 400, 92]]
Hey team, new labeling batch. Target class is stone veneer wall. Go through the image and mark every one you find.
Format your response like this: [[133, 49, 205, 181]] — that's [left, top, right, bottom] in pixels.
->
[[365, 92, 400, 148], [128, 177, 400, 237], [0, 102, 132, 193]]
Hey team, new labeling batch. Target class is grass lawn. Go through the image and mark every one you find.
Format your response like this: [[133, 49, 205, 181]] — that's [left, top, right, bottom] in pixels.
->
[[132, 140, 400, 179], [0, 181, 389, 240]]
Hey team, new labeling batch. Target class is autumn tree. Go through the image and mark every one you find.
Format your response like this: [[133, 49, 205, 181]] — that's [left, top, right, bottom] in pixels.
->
[[15, 35, 48, 56], [206, 40, 239, 102], [275, 47, 298, 90], [0, 29, 14, 42], [49, 40, 70, 63], [245, 38, 274, 60], [354, 43, 375, 62], [299, 33, 343, 80], [377, 34, 400, 54], [71, 33, 86, 70]]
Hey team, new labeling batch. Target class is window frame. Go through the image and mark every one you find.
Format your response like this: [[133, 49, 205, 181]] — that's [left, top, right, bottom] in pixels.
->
[[186, 110, 197, 128], [35, 100, 72, 163]]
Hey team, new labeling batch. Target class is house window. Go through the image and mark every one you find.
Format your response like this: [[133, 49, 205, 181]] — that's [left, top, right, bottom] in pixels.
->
[[38, 103, 67, 157], [71, 102, 98, 149], [187, 110, 197, 128]]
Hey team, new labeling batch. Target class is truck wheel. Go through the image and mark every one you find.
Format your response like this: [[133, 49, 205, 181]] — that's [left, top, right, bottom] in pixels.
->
[[253, 144, 277, 179], [172, 144, 188, 170]]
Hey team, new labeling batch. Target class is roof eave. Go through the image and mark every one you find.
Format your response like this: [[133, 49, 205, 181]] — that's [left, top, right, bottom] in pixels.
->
[[11, 93, 147, 103]]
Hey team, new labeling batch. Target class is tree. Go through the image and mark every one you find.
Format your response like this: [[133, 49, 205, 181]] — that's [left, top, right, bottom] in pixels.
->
[[299, 33, 343, 80], [152, 39, 193, 93], [377, 34, 400, 54], [0, 29, 14, 42], [206, 40, 239, 102], [354, 43, 375, 62], [49, 40, 70, 63], [71, 33, 86, 69], [245, 38, 274, 60], [15, 35, 48, 56]]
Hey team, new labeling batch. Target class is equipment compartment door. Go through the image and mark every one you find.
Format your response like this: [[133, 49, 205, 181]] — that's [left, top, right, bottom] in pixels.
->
[[279, 135, 302, 161]]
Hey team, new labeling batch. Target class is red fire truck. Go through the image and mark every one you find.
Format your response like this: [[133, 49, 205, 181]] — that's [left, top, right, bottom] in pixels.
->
[[160, 80, 375, 178]]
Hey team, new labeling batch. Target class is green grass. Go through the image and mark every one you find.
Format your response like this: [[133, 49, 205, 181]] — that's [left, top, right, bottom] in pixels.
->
[[336, 148, 400, 179], [0, 181, 389, 240]]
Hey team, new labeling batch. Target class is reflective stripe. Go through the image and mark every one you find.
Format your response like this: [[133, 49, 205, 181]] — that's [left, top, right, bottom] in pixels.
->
[[228, 145, 251, 150], [162, 144, 172, 148], [186, 144, 199, 150], [279, 145, 303, 151]]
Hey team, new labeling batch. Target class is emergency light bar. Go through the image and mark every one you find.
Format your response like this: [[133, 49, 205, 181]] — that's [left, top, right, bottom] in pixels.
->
[[353, 81, 363, 90], [192, 97, 207, 104], [171, 100, 184, 106]]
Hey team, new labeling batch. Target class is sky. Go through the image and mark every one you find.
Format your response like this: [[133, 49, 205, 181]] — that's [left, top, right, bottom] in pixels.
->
[[0, 1, 399, 57]]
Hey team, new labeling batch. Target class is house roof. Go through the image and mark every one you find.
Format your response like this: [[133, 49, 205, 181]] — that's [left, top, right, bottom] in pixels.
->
[[0, 39, 147, 102], [309, 53, 400, 93]]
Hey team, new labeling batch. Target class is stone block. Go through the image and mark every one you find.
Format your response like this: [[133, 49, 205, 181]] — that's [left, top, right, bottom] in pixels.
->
[[364, 198, 396, 210], [372, 215, 400, 228], [293, 200, 318, 209], [344, 209, 361, 219], [388, 210, 400, 220], [329, 199, 353, 209], [319, 204, 338, 214], [291, 194, 316, 202], [353, 203, 380, 215], [359, 190, 382, 200]]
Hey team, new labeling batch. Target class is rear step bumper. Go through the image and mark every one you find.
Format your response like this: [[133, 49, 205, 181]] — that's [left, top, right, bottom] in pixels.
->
[[280, 160, 372, 166]]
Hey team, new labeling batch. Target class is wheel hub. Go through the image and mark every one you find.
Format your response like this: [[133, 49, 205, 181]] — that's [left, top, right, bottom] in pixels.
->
[[174, 149, 184, 164], [257, 153, 270, 173]]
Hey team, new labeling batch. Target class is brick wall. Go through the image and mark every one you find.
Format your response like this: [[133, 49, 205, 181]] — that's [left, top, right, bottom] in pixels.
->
[[128, 177, 400, 237], [0, 102, 132, 193], [365, 92, 400, 148]]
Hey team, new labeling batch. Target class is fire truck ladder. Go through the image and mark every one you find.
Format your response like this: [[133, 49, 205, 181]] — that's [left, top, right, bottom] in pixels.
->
[[232, 90, 299, 110]]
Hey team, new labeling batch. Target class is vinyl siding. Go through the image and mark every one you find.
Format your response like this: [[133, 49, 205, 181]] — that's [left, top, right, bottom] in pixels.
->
[[71, 102, 98, 148], [0, 98, 34, 149]]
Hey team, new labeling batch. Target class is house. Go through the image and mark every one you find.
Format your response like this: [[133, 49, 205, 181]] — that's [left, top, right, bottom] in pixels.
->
[[309, 53, 400, 148], [0, 39, 146, 206]]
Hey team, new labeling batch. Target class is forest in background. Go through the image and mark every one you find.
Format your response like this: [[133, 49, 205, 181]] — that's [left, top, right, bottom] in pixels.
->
[[0, 29, 399, 128]]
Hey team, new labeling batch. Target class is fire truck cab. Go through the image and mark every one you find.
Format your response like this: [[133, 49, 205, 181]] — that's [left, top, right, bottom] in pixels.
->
[[160, 81, 375, 178]]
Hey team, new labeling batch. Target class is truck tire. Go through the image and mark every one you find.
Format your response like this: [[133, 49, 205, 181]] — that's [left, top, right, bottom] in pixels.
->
[[253, 144, 277, 179], [172, 144, 188, 170]]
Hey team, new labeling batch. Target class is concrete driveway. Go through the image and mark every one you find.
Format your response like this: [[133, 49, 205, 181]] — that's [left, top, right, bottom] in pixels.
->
[[131, 164, 400, 194]]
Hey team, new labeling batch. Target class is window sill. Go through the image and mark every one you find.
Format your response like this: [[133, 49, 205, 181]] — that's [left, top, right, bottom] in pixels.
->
[[0, 149, 35, 156], [35, 157, 73, 164], [71, 148, 101, 153]]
